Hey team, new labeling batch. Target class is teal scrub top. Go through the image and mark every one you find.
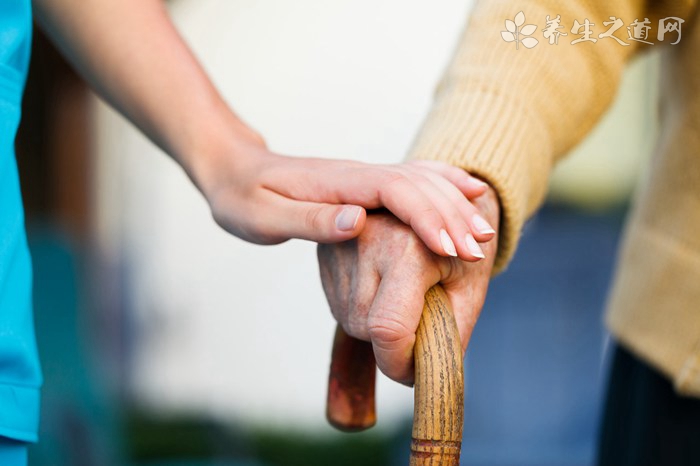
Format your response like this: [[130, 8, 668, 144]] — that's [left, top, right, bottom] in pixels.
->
[[0, 0, 42, 443]]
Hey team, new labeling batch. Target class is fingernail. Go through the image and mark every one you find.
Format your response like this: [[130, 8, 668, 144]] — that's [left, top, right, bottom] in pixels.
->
[[335, 206, 362, 231], [471, 178, 489, 189], [472, 214, 496, 235], [440, 229, 458, 257], [465, 234, 485, 259]]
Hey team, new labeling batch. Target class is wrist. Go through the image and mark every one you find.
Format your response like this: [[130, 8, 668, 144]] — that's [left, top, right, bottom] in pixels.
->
[[181, 103, 266, 199]]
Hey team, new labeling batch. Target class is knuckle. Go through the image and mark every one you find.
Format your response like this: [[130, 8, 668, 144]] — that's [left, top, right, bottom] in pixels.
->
[[328, 303, 345, 323], [381, 171, 410, 191], [462, 199, 477, 213], [343, 291, 374, 340], [367, 314, 412, 349], [410, 207, 442, 231], [304, 207, 324, 232], [442, 258, 460, 284], [397, 163, 422, 177], [385, 230, 431, 268], [400, 230, 426, 257], [343, 316, 369, 341]]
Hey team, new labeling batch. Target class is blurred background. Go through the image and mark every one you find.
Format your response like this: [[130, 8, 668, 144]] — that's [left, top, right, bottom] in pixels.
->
[[16, 1, 660, 465]]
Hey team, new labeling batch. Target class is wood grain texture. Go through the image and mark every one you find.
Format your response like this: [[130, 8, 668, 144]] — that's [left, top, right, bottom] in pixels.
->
[[410, 285, 464, 466], [326, 325, 377, 432], [326, 285, 464, 465]]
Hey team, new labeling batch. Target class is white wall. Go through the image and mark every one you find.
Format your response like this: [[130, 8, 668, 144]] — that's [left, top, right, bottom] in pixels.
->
[[92, 0, 656, 430], [94, 0, 474, 429]]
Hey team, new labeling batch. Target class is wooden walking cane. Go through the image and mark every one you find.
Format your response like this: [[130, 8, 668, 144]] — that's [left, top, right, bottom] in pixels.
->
[[327, 285, 464, 465]]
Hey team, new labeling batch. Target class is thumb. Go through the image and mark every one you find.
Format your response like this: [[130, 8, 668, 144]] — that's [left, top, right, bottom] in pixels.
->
[[367, 270, 430, 385], [269, 199, 367, 243]]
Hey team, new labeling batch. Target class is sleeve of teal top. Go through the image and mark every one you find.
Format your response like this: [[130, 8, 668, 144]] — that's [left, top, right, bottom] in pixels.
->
[[0, 0, 42, 443]]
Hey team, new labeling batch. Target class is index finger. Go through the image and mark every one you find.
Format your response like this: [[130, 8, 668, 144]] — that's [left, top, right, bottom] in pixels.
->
[[366, 263, 441, 385]]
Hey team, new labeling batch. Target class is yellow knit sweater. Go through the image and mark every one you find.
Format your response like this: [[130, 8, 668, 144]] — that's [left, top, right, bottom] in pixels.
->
[[408, 0, 700, 396]]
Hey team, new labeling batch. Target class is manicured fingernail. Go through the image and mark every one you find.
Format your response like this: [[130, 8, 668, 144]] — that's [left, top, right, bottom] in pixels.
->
[[440, 229, 458, 257], [335, 206, 362, 231], [472, 214, 496, 235], [465, 234, 485, 259], [471, 177, 489, 189]]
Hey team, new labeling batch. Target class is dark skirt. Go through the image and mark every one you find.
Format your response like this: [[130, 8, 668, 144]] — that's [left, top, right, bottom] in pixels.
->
[[597, 343, 700, 466]]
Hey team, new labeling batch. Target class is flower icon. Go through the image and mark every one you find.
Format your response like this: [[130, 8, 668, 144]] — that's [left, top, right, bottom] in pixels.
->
[[501, 11, 539, 49]]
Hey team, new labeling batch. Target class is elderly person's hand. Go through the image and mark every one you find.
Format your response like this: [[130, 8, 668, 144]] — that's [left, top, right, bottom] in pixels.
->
[[318, 185, 500, 384]]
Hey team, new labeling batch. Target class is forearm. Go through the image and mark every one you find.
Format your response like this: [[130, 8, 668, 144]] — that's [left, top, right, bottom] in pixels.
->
[[33, 0, 256, 187], [407, 0, 678, 272]]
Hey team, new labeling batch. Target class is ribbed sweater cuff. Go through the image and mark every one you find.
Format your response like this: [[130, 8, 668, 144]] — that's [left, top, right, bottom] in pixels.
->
[[407, 88, 552, 273]]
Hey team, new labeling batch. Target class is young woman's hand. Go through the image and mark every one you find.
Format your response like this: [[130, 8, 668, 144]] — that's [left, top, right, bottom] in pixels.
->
[[33, 0, 494, 260], [193, 127, 496, 260]]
